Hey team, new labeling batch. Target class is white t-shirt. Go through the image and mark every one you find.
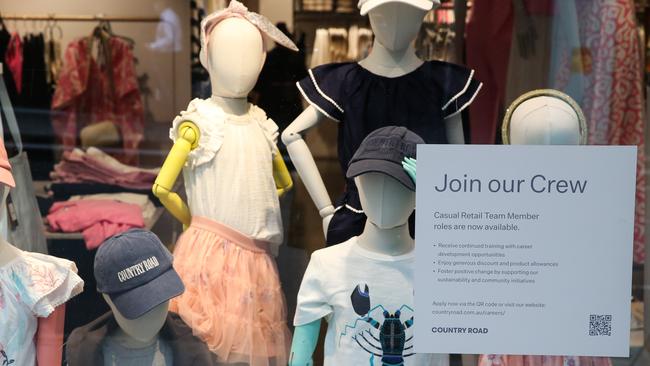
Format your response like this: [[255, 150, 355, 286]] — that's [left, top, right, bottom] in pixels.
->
[[0, 251, 83, 366], [295, 237, 449, 366], [170, 98, 283, 246]]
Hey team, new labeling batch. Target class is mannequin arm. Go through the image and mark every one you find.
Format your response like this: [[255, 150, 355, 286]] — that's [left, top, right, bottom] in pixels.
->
[[152, 122, 199, 227], [288, 319, 321, 366], [444, 114, 465, 144], [402, 157, 416, 183], [282, 106, 336, 237], [273, 151, 293, 198], [36, 304, 66, 366]]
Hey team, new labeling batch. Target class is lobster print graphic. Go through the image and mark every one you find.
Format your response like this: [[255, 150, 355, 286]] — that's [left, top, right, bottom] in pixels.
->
[[345, 284, 415, 366]]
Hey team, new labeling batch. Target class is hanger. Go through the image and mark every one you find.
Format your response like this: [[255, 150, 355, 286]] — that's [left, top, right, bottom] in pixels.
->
[[93, 19, 135, 48], [44, 18, 63, 41], [0, 13, 7, 32]]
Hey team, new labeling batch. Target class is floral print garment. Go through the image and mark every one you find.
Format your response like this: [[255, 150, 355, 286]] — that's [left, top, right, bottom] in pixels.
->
[[0, 251, 83, 366], [552, 0, 646, 263], [51, 36, 144, 165]]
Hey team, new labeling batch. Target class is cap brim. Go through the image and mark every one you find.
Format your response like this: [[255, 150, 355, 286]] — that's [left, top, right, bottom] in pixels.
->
[[360, 0, 435, 15], [347, 159, 415, 191], [109, 267, 185, 319], [0, 168, 15, 188]]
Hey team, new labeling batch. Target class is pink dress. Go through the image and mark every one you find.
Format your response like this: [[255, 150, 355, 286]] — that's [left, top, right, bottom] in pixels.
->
[[168, 99, 290, 366]]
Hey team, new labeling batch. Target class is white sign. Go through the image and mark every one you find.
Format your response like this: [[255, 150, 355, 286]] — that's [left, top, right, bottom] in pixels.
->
[[414, 145, 636, 357]]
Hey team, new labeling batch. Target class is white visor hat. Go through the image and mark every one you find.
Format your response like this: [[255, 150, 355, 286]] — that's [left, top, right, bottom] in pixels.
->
[[358, 0, 439, 16]]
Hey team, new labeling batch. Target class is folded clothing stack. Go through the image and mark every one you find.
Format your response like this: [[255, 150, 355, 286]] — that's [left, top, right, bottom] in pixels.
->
[[50, 147, 159, 190], [68, 193, 156, 223], [47, 199, 145, 250]]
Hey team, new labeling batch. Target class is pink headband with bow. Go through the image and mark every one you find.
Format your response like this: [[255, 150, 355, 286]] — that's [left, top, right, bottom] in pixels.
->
[[200, 0, 299, 69]]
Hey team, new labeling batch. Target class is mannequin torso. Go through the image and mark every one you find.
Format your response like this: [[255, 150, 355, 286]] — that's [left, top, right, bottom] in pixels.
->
[[153, 16, 292, 227], [282, 2, 469, 240], [290, 172, 445, 366]]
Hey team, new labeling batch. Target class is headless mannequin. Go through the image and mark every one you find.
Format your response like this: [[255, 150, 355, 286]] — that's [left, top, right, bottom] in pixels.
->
[[282, 2, 465, 238], [289, 173, 415, 366], [0, 185, 67, 366], [102, 294, 169, 349], [153, 17, 292, 226]]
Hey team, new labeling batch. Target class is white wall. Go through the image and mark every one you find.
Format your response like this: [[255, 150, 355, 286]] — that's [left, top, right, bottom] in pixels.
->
[[0, 0, 190, 124], [259, 0, 293, 30]]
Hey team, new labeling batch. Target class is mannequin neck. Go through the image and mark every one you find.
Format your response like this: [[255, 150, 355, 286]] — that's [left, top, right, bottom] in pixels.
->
[[110, 326, 159, 349], [357, 220, 414, 256], [210, 95, 250, 116], [358, 40, 423, 77], [0, 239, 19, 267], [0, 190, 18, 267]]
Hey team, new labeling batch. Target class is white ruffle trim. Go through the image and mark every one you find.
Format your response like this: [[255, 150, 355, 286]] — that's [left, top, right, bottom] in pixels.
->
[[170, 99, 280, 167]]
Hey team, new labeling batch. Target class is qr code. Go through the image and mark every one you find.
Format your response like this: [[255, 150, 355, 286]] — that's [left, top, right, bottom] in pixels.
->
[[589, 314, 612, 336]]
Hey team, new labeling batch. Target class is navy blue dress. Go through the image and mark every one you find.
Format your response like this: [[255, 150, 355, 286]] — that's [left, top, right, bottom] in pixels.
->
[[297, 61, 482, 245]]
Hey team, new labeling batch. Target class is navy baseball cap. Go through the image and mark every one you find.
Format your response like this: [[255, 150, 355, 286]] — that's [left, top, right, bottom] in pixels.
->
[[346, 126, 424, 191], [94, 229, 185, 319]]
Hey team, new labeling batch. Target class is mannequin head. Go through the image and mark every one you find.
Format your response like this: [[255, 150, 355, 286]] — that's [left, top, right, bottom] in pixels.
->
[[205, 17, 266, 98], [503, 90, 587, 146], [103, 294, 169, 343], [368, 3, 428, 51], [356, 172, 415, 229]]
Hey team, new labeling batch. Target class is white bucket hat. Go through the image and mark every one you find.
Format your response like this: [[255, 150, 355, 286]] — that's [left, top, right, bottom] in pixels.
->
[[358, 0, 439, 15]]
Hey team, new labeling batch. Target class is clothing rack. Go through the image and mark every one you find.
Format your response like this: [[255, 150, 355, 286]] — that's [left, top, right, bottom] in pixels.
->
[[0, 14, 161, 23], [0, 12, 177, 116]]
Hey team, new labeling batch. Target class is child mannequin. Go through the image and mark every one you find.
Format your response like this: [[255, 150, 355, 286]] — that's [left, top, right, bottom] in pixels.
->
[[290, 126, 449, 366], [0, 149, 84, 365], [481, 89, 611, 366], [282, 0, 482, 245], [152, 1, 297, 365]]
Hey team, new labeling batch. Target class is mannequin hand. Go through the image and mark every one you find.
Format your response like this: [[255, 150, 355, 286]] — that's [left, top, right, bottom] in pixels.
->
[[322, 214, 333, 239], [402, 157, 416, 184], [288, 354, 314, 366]]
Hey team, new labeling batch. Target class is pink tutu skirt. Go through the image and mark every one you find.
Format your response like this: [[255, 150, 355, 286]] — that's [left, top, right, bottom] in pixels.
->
[[170, 216, 291, 366], [479, 355, 612, 366]]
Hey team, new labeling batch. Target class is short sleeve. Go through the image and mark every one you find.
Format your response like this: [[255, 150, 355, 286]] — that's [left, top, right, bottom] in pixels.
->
[[294, 253, 333, 326], [169, 98, 225, 168], [22, 253, 84, 317], [251, 105, 280, 156], [437, 63, 483, 119], [296, 63, 348, 122]]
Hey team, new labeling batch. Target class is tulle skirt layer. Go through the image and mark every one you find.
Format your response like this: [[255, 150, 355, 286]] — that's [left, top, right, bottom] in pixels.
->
[[170, 216, 291, 366]]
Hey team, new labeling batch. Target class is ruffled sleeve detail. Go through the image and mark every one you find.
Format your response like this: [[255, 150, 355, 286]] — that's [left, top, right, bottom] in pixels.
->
[[251, 105, 280, 156], [296, 63, 352, 122], [170, 98, 226, 168], [435, 62, 483, 119], [16, 252, 84, 318]]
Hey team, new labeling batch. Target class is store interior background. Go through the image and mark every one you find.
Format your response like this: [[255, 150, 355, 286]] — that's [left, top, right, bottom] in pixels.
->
[[0, 0, 648, 365]]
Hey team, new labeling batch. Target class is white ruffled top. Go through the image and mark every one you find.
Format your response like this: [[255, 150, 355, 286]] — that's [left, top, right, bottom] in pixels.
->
[[170, 98, 283, 245], [0, 251, 84, 366]]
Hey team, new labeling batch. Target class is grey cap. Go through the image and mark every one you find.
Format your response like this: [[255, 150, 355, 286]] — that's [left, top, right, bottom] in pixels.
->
[[94, 229, 185, 319], [346, 126, 423, 191]]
